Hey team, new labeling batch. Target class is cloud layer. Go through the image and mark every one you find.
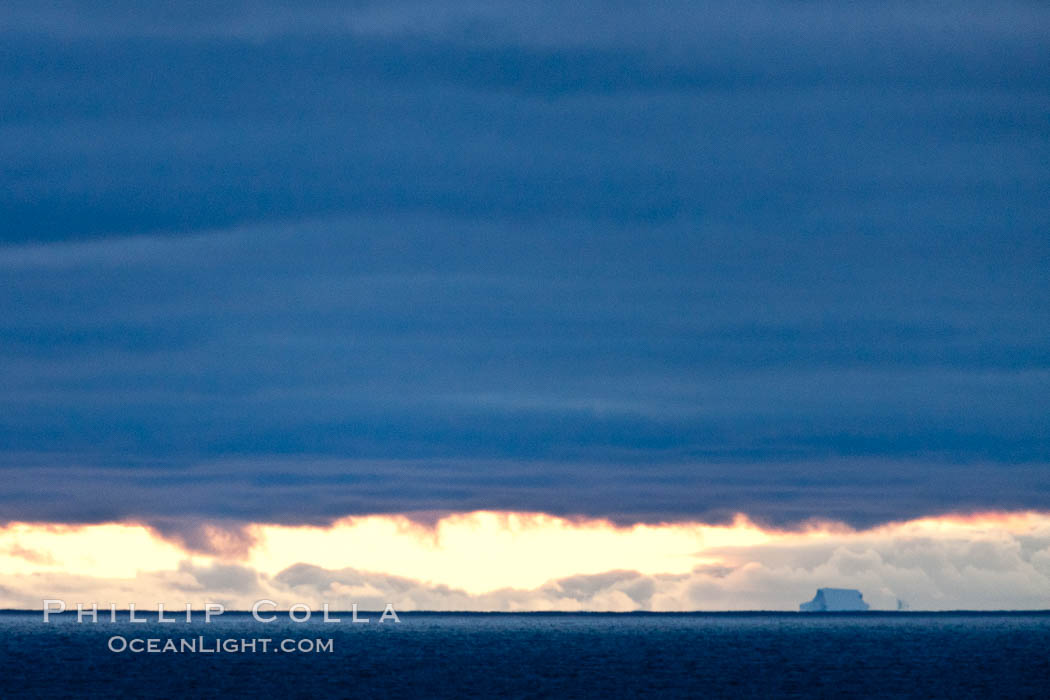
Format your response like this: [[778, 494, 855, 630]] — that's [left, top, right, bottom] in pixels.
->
[[3, 511, 1050, 611], [1, 2, 1048, 526]]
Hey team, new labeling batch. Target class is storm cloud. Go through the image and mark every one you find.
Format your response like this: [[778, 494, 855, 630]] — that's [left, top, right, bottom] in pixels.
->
[[1, 2, 1048, 526]]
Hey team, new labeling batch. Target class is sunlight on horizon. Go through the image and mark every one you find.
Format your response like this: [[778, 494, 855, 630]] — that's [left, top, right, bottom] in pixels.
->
[[2, 510, 1048, 599]]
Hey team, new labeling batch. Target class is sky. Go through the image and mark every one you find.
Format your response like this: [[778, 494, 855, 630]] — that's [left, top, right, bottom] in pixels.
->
[[2, 2, 1049, 609], [4, 512, 1050, 611]]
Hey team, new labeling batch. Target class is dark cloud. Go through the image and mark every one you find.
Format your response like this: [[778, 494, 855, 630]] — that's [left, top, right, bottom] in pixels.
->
[[2, 454, 1048, 529], [0, 2, 1048, 526], [145, 519, 259, 557]]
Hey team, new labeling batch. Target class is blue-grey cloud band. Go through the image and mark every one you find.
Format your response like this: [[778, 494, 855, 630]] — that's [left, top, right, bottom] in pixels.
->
[[1, 1, 1047, 526]]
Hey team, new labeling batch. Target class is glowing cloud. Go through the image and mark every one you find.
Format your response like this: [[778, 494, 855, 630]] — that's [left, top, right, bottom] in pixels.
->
[[1, 511, 1049, 611], [246, 512, 772, 593]]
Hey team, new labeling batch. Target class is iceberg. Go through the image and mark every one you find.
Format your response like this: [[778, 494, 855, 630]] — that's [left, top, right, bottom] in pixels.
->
[[799, 588, 870, 612]]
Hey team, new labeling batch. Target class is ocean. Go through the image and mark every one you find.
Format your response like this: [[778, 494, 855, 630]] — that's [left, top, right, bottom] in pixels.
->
[[1, 612, 1048, 698]]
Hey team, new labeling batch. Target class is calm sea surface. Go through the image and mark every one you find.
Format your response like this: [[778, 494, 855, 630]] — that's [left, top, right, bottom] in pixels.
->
[[1, 612, 1048, 698]]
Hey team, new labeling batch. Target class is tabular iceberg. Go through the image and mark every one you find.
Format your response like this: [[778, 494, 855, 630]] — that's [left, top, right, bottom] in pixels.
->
[[799, 588, 870, 612]]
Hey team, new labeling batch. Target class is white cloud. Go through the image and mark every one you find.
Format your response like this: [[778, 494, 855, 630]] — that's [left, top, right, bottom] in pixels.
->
[[2, 512, 1049, 611]]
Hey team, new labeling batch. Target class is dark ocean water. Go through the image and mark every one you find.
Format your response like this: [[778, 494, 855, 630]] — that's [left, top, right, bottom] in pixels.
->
[[1, 612, 1048, 698]]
